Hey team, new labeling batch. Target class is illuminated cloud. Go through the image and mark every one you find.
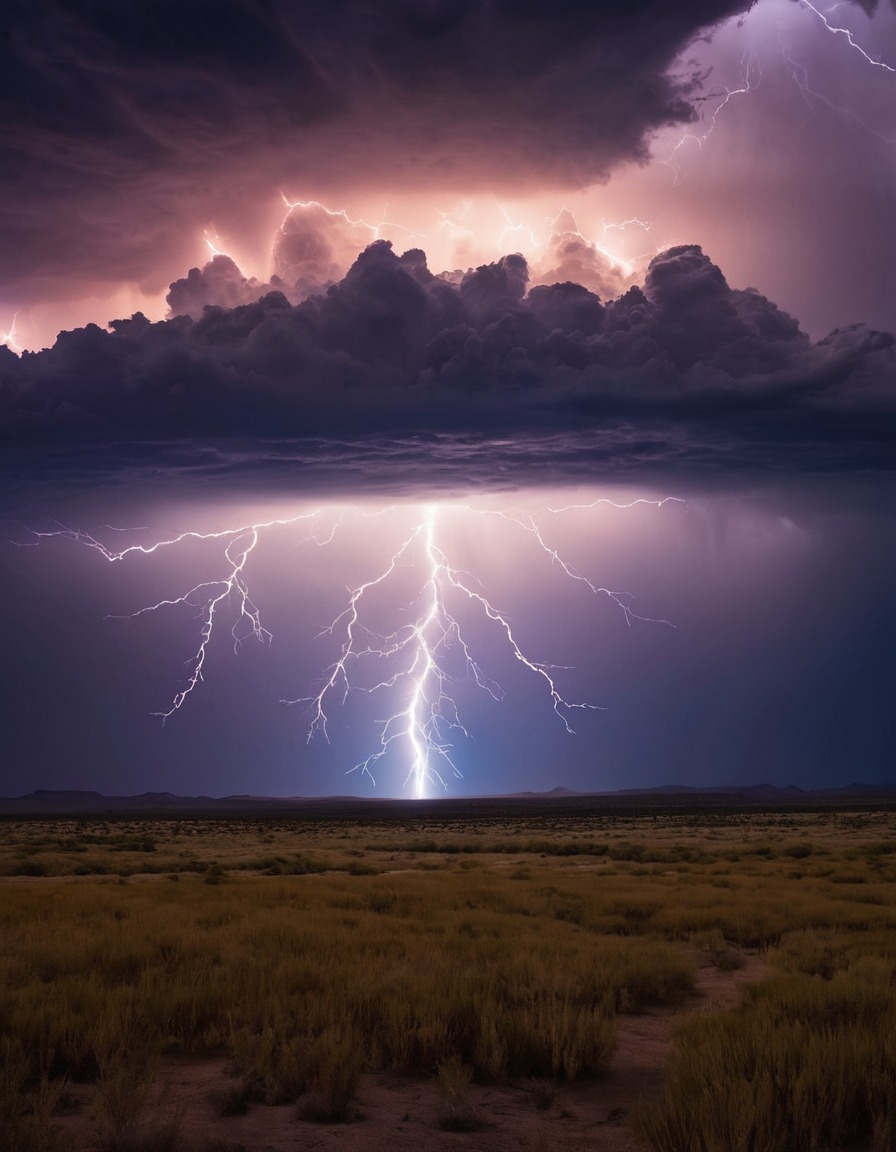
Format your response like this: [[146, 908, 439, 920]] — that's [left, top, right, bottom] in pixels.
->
[[0, 0, 762, 306]]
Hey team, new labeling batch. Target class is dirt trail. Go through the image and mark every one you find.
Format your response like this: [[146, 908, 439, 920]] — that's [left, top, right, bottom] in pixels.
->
[[53, 948, 767, 1152]]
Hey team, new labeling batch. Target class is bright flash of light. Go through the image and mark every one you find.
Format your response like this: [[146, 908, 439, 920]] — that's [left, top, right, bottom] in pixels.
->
[[18, 496, 679, 798], [272, 195, 651, 283], [1, 313, 22, 353], [277, 195, 381, 243], [203, 228, 227, 258]]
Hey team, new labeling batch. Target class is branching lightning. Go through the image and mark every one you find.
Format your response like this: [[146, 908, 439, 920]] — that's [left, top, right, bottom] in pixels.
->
[[272, 195, 652, 284], [18, 511, 323, 717], [663, 49, 763, 180], [658, 0, 895, 184], [799, 0, 895, 71], [781, 1, 895, 141], [19, 497, 677, 797], [782, 45, 896, 141]]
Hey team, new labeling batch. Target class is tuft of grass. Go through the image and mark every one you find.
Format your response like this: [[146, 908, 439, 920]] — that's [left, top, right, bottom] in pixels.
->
[[92, 1046, 163, 1152], [228, 1028, 309, 1106], [435, 1055, 481, 1131], [297, 1029, 362, 1122]]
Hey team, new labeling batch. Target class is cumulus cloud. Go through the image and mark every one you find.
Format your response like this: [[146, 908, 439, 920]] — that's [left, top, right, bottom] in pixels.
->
[[530, 212, 632, 301], [0, 0, 760, 304], [165, 256, 283, 319], [2, 241, 893, 490]]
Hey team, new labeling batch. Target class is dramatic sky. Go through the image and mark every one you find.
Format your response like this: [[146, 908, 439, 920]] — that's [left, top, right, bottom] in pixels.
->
[[1, 0, 895, 798]]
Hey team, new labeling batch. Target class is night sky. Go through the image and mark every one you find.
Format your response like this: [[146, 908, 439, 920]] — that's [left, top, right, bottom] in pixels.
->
[[2, 0, 895, 798]]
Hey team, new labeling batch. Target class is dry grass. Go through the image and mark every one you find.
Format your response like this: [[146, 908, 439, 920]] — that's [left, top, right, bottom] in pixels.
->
[[1, 805, 894, 1150], [0, 1038, 63, 1152], [635, 971, 896, 1152], [435, 1055, 480, 1131]]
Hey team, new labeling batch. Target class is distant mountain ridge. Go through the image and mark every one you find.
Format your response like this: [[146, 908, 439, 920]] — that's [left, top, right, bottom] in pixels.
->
[[1, 782, 894, 815]]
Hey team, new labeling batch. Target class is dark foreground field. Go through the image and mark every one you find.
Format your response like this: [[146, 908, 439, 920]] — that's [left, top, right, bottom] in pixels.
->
[[2, 800, 895, 1152]]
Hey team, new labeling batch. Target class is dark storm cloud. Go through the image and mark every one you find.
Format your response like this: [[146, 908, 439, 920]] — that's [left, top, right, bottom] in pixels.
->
[[2, 242, 893, 491], [0, 0, 762, 302]]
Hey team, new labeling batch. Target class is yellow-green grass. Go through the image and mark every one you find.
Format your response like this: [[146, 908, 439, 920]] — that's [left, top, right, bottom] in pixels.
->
[[1, 805, 894, 1149]]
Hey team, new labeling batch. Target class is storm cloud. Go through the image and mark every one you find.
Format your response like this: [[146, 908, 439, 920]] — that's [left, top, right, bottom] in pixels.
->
[[1, 0, 766, 304], [2, 241, 893, 492]]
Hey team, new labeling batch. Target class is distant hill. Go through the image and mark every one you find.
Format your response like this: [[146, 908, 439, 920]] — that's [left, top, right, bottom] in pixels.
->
[[1, 782, 894, 815], [0, 789, 368, 814]]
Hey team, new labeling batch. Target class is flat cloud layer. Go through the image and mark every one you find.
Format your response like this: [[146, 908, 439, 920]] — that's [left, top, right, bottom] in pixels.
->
[[1, 0, 760, 302], [2, 242, 893, 492]]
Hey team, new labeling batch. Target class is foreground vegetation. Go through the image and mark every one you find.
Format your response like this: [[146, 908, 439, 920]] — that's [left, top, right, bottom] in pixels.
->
[[1, 803, 894, 1150]]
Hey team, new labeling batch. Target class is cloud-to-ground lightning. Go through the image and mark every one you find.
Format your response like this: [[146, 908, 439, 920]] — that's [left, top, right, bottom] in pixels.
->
[[18, 498, 677, 797]]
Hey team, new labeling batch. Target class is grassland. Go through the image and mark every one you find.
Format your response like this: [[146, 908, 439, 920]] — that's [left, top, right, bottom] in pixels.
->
[[1, 802, 894, 1151]]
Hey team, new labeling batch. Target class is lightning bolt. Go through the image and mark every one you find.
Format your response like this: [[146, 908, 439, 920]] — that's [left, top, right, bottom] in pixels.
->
[[277, 196, 380, 245], [275, 196, 439, 264], [663, 48, 763, 181], [782, 45, 896, 141], [294, 505, 501, 797], [780, 1, 896, 141], [17, 510, 324, 717], [495, 201, 546, 253], [19, 497, 678, 797], [274, 194, 653, 284], [799, 0, 895, 71], [288, 498, 678, 796], [544, 210, 654, 277]]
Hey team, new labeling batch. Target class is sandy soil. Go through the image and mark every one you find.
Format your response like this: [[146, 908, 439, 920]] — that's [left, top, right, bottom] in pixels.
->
[[52, 948, 767, 1152]]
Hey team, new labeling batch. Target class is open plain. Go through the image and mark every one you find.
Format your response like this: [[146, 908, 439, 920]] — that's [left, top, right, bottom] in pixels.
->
[[2, 797, 894, 1152]]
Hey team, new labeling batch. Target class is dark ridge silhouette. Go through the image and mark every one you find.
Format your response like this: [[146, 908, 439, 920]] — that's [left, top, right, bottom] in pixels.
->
[[2, 783, 894, 820]]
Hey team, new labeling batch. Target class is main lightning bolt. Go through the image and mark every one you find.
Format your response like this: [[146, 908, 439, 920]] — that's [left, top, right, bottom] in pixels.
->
[[289, 500, 676, 796], [17, 498, 677, 797]]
